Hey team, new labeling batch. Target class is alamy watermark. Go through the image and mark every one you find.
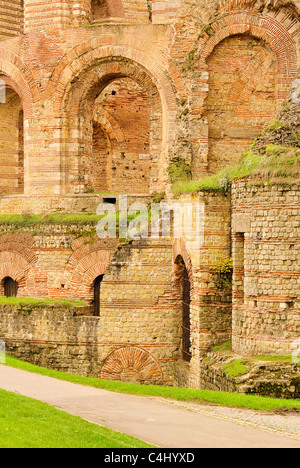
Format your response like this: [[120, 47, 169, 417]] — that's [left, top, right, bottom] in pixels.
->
[[0, 340, 5, 364], [292, 338, 300, 365], [96, 195, 205, 250], [0, 80, 6, 104]]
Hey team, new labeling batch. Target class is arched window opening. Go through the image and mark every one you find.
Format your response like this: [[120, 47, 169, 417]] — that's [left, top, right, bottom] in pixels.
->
[[4, 277, 18, 298], [91, 0, 109, 21], [65, 59, 163, 195], [93, 275, 104, 317]]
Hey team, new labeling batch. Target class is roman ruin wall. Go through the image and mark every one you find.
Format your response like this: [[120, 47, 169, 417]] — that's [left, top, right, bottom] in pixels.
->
[[0, 0, 298, 391]]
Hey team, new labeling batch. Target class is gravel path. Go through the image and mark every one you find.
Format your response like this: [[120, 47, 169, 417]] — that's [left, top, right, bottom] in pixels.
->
[[155, 398, 300, 442]]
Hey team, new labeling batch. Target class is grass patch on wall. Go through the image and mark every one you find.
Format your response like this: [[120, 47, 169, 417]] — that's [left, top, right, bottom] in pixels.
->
[[172, 145, 300, 196], [223, 359, 249, 378], [252, 355, 298, 364], [0, 297, 86, 308], [0, 213, 103, 227], [211, 340, 232, 352], [167, 157, 192, 184]]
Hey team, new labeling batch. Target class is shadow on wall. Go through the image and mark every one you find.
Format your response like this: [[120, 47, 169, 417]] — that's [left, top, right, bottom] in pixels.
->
[[0, 83, 24, 195]]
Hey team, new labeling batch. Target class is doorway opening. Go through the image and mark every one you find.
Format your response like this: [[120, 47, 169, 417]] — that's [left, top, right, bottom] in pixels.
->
[[93, 275, 104, 316], [4, 277, 18, 297]]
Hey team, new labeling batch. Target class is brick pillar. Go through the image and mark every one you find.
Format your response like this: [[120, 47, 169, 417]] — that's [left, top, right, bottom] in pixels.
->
[[152, 0, 180, 24], [24, 0, 72, 32], [0, 0, 24, 39], [24, 117, 63, 195]]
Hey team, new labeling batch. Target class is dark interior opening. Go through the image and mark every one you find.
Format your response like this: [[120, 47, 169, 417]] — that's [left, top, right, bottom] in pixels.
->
[[4, 277, 18, 298], [94, 275, 104, 317]]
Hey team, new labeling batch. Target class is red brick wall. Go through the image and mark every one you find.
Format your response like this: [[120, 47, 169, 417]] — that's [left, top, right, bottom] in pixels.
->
[[152, 0, 180, 24], [93, 78, 151, 194], [206, 34, 277, 173], [91, 123, 110, 191], [24, 0, 71, 31]]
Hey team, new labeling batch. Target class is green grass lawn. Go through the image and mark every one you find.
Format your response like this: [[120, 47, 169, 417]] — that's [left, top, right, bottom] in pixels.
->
[[0, 388, 153, 448], [3, 355, 300, 412]]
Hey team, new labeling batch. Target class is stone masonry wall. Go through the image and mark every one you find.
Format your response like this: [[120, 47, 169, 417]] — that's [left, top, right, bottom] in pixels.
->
[[232, 180, 300, 356], [0, 231, 182, 385], [172, 192, 232, 388], [0, 0, 299, 388], [0, 189, 232, 387], [0, 304, 169, 382]]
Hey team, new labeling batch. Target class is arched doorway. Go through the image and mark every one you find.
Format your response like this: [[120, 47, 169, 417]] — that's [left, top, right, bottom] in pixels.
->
[[92, 77, 151, 194], [175, 256, 191, 363], [93, 275, 104, 317], [4, 277, 18, 297], [182, 264, 191, 363], [63, 58, 163, 195]]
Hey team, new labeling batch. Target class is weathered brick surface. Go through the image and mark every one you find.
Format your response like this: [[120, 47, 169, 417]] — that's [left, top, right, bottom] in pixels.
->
[[0, 0, 299, 388], [0, 0, 23, 39], [207, 35, 277, 173], [0, 234, 182, 385], [0, 190, 232, 387], [232, 180, 300, 356]]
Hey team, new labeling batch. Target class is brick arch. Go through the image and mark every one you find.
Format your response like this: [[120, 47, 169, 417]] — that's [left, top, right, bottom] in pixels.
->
[[193, 10, 298, 175], [100, 346, 164, 383], [173, 239, 194, 287], [64, 59, 161, 121], [93, 109, 125, 145], [218, 0, 300, 16], [0, 252, 30, 282], [0, 234, 36, 264], [66, 244, 112, 301], [199, 13, 298, 95], [0, 234, 37, 297], [0, 253, 33, 297], [44, 41, 177, 194], [55, 50, 173, 193], [45, 42, 177, 132], [0, 55, 40, 118]]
